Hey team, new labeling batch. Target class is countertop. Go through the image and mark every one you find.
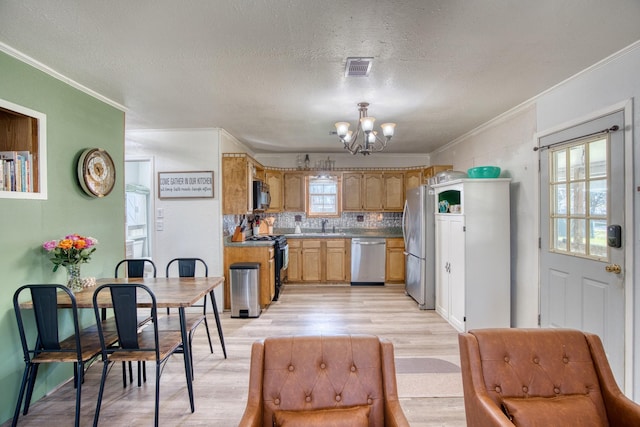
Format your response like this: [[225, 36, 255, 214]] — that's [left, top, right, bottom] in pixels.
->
[[281, 227, 402, 239], [224, 228, 402, 246]]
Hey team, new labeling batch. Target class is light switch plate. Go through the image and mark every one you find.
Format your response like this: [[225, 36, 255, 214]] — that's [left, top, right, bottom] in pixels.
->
[[157, 208, 164, 218]]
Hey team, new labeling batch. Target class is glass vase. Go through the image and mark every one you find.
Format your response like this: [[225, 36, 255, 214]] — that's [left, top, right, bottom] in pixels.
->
[[65, 264, 84, 292]]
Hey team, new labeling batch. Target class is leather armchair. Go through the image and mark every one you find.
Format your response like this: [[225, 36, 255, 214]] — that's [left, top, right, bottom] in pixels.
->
[[239, 334, 410, 427], [459, 328, 640, 427]]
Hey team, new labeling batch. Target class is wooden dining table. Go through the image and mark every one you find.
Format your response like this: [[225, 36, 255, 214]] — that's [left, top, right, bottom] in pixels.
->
[[41, 277, 226, 405]]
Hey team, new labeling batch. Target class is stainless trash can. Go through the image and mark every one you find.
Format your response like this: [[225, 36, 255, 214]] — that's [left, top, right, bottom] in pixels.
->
[[230, 262, 261, 318]]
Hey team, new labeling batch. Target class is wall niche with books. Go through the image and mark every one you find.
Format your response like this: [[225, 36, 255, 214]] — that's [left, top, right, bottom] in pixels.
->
[[0, 98, 47, 199]]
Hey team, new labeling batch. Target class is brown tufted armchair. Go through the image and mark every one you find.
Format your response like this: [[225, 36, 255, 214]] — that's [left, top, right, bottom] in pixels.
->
[[459, 328, 640, 427], [238, 334, 410, 427]]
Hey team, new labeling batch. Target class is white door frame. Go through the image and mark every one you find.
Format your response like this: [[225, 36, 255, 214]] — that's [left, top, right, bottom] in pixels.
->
[[534, 99, 634, 395]]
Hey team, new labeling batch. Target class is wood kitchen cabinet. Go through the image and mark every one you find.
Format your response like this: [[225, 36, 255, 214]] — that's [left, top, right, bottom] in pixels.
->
[[301, 239, 322, 281], [423, 164, 453, 184], [342, 173, 363, 211], [223, 244, 275, 309], [343, 171, 404, 212], [265, 169, 283, 212], [325, 239, 348, 282], [286, 239, 302, 281], [362, 172, 384, 210], [222, 153, 263, 214], [405, 169, 423, 191], [283, 172, 305, 211], [285, 238, 349, 283], [433, 178, 511, 332], [383, 172, 404, 211], [385, 238, 405, 283]]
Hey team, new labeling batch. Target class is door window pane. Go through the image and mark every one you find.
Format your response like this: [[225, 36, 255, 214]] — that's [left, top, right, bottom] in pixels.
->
[[570, 182, 585, 215], [553, 218, 567, 251], [589, 179, 607, 216], [589, 219, 607, 258], [552, 150, 567, 182], [569, 145, 585, 180], [552, 184, 566, 215]]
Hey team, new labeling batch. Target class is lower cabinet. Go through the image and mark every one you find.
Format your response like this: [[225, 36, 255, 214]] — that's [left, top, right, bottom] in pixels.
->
[[286, 239, 302, 282], [302, 240, 322, 281], [435, 215, 465, 330], [285, 239, 349, 283], [223, 245, 275, 309], [385, 238, 405, 283], [325, 240, 348, 282]]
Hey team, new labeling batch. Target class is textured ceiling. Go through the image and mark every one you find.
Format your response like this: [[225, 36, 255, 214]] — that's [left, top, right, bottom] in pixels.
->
[[1, 0, 640, 154]]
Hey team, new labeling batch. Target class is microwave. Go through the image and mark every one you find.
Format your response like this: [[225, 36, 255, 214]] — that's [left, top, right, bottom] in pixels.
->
[[252, 180, 271, 211]]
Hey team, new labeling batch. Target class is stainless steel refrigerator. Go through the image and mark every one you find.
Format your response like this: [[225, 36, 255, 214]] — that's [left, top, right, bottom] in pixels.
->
[[402, 184, 436, 309]]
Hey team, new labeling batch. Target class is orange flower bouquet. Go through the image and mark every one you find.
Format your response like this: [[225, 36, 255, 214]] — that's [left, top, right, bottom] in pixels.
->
[[42, 234, 98, 291]]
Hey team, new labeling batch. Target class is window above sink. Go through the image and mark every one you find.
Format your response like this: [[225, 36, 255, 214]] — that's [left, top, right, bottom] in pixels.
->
[[307, 174, 341, 217]]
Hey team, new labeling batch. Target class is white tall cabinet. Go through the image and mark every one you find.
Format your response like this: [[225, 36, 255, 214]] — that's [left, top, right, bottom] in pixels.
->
[[433, 178, 511, 332]]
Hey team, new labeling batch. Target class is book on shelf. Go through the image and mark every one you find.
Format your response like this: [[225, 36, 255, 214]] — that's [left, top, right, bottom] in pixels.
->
[[0, 151, 32, 192]]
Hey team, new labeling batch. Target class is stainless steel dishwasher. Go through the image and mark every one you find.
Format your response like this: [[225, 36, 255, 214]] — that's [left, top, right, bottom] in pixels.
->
[[351, 237, 386, 285]]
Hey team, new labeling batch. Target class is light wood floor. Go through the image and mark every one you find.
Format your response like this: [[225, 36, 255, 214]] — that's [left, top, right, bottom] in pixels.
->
[[4, 283, 466, 426]]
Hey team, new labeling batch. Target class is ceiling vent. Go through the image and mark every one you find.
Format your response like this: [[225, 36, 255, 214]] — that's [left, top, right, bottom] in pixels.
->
[[345, 57, 373, 77]]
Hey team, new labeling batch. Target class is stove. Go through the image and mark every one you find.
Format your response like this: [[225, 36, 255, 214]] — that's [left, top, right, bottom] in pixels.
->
[[245, 234, 288, 301]]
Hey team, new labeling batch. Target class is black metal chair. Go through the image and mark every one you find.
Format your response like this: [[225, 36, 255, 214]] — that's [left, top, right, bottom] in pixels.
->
[[114, 258, 157, 279], [92, 283, 194, 427], [162, 258, 226, 361], [12, 284, 113, 427], [112, 258, 157, 387]]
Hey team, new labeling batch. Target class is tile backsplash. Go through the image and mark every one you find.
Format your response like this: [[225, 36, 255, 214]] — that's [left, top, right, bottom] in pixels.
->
[[223, 212, 402, 235]]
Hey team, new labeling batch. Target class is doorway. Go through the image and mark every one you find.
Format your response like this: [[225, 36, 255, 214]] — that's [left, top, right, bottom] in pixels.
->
[[539, 110, 625, 386], [125, 157, 154, 260]]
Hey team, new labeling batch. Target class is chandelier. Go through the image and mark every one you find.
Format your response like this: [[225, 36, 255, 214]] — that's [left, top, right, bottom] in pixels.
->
[[334, 102, 396, 155]]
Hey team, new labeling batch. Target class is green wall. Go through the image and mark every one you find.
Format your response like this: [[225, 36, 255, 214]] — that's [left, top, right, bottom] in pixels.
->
[[0, 51, 125, 424]]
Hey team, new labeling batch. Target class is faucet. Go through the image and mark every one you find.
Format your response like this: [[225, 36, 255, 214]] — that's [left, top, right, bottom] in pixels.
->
[[321, 219, 329, 233]]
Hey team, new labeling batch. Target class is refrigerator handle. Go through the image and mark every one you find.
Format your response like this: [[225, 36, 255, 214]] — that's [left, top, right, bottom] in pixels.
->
[[402, 199, 408, 248]]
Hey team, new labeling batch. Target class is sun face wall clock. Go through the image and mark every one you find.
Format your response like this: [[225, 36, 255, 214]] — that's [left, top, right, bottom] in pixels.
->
[[77, 148, 116, 197]]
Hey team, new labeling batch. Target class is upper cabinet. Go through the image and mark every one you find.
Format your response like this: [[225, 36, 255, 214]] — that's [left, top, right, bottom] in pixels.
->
[[223, 163, 456, 215], [343, 171, 404, 212], [0, 100, 47, 199], [265, 169, 283, 213], [423, 165, 453, 184], [404, 169, 423, 191], [283, 172, 305, 212], [362, 172, 383, 210], [382, 172, 404, 211], [222, 153, 263, 214], [342, 172, 363, 211]]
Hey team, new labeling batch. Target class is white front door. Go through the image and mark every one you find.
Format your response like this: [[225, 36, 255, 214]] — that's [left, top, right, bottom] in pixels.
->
[[539, 111, 625, 385]]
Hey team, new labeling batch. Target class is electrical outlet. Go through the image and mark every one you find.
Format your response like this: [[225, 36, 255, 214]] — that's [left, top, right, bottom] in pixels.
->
[[295, 215, 302, 222], [357, 215, 364, 222], [156, 221, 164, 231]]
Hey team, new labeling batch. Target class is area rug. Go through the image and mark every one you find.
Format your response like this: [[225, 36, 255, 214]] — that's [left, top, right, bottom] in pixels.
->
[[395, 357, 463, 398]]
